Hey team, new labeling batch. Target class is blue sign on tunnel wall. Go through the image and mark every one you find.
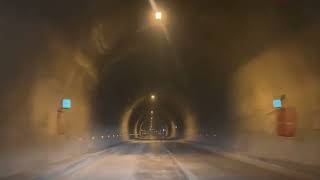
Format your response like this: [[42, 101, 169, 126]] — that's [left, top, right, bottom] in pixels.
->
[[62, 99, 71, 109], [273, 99, 282, 109]]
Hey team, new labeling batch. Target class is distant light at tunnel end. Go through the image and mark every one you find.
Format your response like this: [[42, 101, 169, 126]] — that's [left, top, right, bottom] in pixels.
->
[[150, 94, 156, 101]]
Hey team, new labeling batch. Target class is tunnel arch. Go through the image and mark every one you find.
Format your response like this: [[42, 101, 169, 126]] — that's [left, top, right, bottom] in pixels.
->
[[132, 108, 180, 139], [120, 92, 198, 140]]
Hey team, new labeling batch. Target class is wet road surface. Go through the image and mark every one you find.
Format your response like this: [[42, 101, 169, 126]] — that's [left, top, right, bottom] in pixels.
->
[[10, 141, 296, 180]]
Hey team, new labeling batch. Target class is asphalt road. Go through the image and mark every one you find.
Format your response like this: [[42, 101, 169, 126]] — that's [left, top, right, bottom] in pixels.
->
[[9, 141, 297, 180]]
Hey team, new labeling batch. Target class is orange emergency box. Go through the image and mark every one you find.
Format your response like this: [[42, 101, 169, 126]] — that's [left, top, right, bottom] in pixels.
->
[[277, 107, 296, 137]]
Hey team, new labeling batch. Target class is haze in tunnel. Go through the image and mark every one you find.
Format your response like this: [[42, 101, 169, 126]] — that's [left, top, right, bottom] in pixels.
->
[[1, 0, 320, 179]]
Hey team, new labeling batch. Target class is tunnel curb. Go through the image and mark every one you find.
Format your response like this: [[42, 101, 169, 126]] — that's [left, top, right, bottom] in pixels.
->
[[186, 141, 317, 180], [2, 141, 126, 179], [47, 141, 126, 165], [33, 141, 128, 180]]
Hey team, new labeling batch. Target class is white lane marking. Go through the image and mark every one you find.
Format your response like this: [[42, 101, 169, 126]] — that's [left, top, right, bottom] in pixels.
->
[[164, 145, 198, 180], [128, 143, 147, 180]]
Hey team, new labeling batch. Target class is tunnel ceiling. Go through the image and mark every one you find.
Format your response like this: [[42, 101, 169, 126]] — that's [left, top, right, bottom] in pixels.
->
[[1, 0, 320, 135]]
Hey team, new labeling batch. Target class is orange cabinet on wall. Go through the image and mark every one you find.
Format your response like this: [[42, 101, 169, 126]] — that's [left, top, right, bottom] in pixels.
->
[[277, 107, 296, 137]]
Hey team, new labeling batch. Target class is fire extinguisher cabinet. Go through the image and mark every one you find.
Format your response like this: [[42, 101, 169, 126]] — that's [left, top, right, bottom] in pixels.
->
[[277, 107, 297, 137]]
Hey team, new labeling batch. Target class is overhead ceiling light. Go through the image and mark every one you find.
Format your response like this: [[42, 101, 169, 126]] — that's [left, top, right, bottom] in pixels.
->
[[155, 11, 162, 20]]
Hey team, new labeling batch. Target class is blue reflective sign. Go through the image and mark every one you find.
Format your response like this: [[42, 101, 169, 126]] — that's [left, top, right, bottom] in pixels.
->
[[273, 99, 282, 109], [62, 99, 71, 109]]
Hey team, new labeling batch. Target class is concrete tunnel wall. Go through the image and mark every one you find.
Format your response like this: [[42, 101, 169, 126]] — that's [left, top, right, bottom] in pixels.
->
[[0, 1, 131, 145], [1, 37, 95, 145], [0, 9, 125, 152], [197, 26, 320, 166], [0, 19, 126, 175]]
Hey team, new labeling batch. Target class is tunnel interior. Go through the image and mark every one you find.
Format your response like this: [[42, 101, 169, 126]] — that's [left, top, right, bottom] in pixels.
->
[[1, 0, 320, 174], [126, 95, 185, 139]]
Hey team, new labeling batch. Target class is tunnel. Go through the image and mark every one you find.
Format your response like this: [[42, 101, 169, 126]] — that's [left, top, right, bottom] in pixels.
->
[[1, 0, 320, 179], [120, 92, 197, 140]]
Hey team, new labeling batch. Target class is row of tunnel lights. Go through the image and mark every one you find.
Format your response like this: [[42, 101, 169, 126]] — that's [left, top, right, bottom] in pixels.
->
[[77, 134, 122, 141], [75, 133, 217, 141], [199, 133, 217, 137]]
